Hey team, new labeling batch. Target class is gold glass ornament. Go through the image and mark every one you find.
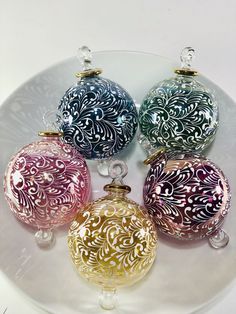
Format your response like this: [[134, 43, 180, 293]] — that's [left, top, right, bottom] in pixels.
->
[[68, 160, 158, 310]]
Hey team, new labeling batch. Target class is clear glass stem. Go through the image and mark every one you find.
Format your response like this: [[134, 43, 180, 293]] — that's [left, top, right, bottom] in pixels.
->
[[138, 133, 156, 156], [35, 228, 55, 248], [99, 287, 117, 310], [97, 159, 110, 177], [208, 228, 229, 249]]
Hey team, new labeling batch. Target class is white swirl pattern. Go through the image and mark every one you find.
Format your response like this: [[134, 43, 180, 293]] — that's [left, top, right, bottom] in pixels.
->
[[59, 76, 138, 159], [143, 154, 231, 240], [4, 138, 91, 229], [68, 195, 157, 288], [139, 76, 219, 152]]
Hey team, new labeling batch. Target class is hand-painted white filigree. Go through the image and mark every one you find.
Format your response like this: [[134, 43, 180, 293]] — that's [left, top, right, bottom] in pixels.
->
[[143, 153, 230, 240], [4, 137, 91, 229], [59, 76, 138, 160], [139, 76, 219, 152], [68, 195, 157, 288]]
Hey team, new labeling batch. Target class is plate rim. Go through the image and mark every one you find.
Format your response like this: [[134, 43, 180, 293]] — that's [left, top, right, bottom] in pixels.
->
[[1, 49, 236, 314]]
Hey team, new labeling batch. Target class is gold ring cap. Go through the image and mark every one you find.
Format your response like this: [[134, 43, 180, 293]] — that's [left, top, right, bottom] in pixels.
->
[[38, 131, 63, 137], [174, 68, 198, 76], [76, 68, 102, 78], [104, 184, 131, 193], [144, 147, 166, 165]]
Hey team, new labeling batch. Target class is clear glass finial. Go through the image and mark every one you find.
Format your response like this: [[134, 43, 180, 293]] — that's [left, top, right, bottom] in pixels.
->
[[97, 160, 110, 177], [35, 229, 55, 248], [109, 160, 128, 185], [78, 46, 93, 71], [208, 229, 229, 249], [43, 110, 63, 131], [138, 132, 157, 156], [99, 288, 117, 310], [180, 47, 195, 69]]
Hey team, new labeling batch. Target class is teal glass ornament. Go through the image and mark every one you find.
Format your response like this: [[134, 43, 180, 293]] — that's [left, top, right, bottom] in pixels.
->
[[139, 47, 219, 153]]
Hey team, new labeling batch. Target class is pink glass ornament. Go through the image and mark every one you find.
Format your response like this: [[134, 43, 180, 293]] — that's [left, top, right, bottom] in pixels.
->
[[143, 148, 231, 248], [4, 131, 91, 247]]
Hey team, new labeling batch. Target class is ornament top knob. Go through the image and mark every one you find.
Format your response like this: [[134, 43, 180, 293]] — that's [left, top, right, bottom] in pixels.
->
[[175, 46, 198, 76], [104, 160, 131, 193], [38, 110, 63, 137], [109, 160, 128, 185], [78, 45, 93, 71], [180, 46, 195, 69], [76, 45, 102, 78]]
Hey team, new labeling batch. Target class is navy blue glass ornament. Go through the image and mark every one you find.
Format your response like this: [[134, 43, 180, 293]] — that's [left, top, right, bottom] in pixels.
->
[[58, 46, 138, 160]]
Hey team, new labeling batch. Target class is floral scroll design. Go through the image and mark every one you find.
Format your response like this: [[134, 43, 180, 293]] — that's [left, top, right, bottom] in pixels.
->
[[143, 156, 230, 240], [139, 76, 219, 152], [59, 76, 138, 160], [68, 197, 157, 288], [4, 139, 90, 228]]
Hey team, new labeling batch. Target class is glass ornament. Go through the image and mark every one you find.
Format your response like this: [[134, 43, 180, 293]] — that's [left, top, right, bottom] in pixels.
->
[[58, 46, 138, 165], [143, 148, 231, 248], [139, 47, 219, 153], [68, 160, 157, 310], [4, 122, 91, 248]]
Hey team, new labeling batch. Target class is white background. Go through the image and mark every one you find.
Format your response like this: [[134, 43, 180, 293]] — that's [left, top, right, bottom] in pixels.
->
[[0, 0, 236, 313]]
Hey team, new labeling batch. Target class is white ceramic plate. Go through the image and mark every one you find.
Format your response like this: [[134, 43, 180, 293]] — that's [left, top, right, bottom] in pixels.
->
[[0, 51, 236, 314]]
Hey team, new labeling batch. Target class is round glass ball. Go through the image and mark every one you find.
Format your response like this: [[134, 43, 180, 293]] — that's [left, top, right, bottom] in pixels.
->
[[59, 75, 138, 159], [139, 74, 219, 153], [143, 152, 230, 241], [4, 133, 91, 232], [68, 185, 157, 291]]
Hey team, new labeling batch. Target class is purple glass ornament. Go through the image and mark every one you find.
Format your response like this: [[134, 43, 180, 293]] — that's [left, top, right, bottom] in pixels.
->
[[143, 149, 231, 248], [4, 131, 91, 247]]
